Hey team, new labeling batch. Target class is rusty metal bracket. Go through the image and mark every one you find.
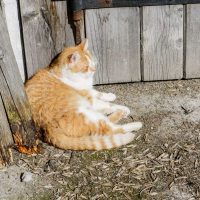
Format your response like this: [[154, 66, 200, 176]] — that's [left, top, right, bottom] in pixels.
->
[[72, 9, 84, 45]]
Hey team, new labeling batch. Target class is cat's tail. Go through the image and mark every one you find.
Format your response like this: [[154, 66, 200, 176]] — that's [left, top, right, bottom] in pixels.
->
[[47, 132, 136, 151]]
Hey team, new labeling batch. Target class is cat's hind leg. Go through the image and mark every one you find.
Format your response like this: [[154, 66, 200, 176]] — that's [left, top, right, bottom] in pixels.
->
[[51, 109, 142, 151], [92, 99, 130, 120], [108, 110, 127, 123], [78, 106, 142, 135]]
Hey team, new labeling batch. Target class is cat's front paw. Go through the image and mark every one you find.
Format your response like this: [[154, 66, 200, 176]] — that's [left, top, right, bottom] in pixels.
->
[[101, 93, 116, 102]]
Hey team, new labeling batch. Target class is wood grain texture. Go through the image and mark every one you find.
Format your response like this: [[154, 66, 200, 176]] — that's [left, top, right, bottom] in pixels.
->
[[85, 8, 140, 84], [143, 5, 183, 81], [0, 6, 36, 147], [185, 4, 200, 78], [0, 94, 13, 165], [3, 0, 25, 81], [0, 69, 22, 132], [19, 0, 75, 78]]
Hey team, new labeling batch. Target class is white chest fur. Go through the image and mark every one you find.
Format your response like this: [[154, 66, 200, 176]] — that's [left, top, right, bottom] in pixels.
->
[[60, 76, 93, 90], [52, 67, 94, 90]]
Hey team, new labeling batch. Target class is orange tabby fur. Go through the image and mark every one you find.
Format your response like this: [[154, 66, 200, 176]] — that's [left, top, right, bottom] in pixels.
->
[[25, 40, 142, 150]]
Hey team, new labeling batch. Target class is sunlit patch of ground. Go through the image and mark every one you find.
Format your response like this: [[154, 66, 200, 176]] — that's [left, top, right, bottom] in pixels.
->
[[0, 79, 200, 200]]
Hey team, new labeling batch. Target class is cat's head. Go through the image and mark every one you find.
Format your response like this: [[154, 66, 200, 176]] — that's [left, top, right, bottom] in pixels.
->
[[50, 39, 96, 80]]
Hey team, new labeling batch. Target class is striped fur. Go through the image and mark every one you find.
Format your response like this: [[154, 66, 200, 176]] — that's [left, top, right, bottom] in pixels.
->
[[47, 132, 135, 151]]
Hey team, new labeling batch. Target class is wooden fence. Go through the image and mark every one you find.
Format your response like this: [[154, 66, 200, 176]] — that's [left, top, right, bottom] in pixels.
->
[[4, 1, 200, 85], [86, 5, 200, 84], [0, 4, 37, 166]]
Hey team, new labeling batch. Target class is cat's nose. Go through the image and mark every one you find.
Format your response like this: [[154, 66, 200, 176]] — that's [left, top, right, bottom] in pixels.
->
[[89, 67, 96, 72]]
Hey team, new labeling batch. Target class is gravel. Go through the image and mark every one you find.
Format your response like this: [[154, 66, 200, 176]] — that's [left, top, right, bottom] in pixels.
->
[[0, 79, 200, 200]]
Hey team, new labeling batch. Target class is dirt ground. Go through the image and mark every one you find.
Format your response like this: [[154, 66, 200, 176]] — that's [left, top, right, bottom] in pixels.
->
[[1, 79, 200, 200]]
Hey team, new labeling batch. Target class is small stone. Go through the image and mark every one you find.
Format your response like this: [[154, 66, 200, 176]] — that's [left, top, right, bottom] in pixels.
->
[[20, 172, 33, 182]]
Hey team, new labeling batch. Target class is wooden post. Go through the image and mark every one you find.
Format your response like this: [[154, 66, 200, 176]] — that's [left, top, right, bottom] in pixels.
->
[[0, 95, 13, 166], [0, 5, 38, 165]]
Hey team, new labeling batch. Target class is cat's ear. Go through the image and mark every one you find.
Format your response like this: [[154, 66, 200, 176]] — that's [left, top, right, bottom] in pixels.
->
[[68, 51, 80, 64], [79, 39, 88, 51]]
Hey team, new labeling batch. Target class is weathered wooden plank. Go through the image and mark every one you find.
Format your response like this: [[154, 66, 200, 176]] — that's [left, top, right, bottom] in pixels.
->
[[0, 69, 22, 133], [3, 0, 25, 81], [143, 5, 183, 81], [0, 6, 36, 148], [0, 94, 13, 165], [85, 7, 140, 84], [185, 4, 200, 78], [19, 0, 75, 78]]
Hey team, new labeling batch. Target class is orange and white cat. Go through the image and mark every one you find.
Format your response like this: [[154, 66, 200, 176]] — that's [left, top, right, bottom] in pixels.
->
[[25, 39, 142, 150]]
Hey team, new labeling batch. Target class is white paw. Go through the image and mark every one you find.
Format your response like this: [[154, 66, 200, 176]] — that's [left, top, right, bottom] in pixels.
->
[[102, 93, 116, 102], [121, 106, 130, 117], [113, 105, 130, 117], [123, 122, 143, 132]]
